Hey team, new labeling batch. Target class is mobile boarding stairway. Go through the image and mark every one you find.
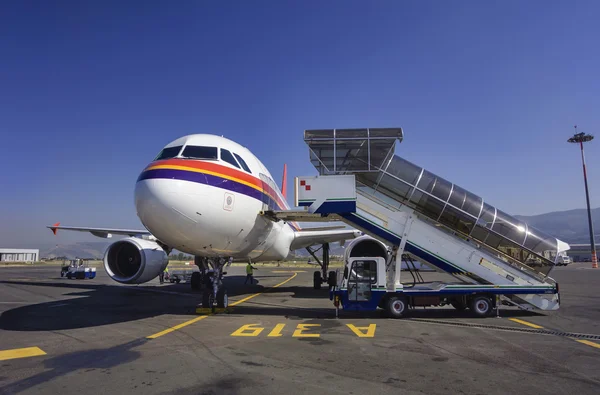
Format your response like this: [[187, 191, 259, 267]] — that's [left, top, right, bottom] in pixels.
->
[[263, 128, 568, 318]]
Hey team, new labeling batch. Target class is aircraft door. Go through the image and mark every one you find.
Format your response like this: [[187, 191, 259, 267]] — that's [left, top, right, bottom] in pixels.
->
[[258, 173, 272, 211]]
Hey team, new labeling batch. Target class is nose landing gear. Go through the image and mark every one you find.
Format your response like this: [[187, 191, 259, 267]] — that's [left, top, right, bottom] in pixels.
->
[[193, 256, 230, 313]]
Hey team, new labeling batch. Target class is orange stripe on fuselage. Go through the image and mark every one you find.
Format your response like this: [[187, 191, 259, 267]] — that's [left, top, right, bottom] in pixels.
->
[[144, 159, 290, 211]]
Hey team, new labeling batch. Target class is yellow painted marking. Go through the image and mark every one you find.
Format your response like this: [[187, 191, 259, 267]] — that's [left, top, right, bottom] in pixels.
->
[[228, 292, 262, 307], [195, 307, 228, 314], [271, 270, 306, 273], [271, 272, 298, 288], [346, 324, 377, 338], [509, 318, 544, 329], [146, 315, 208, 339], [229, 272, 298, 307], [509, 321, 600, 349], [0, 347, 46, 361], [148, 272, 297, 339], [293, 323, 321, 338], [231, 324, 264, 337], [575, 340, 600, 349], [268, 324, 286, 337]]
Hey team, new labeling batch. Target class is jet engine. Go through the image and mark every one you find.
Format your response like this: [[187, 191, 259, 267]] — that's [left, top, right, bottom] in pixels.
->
[[103, 237, 168, 284], [343, 235, 390, 261]]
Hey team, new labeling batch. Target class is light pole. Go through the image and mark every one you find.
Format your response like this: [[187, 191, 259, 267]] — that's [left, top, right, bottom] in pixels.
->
[[568, 126, 598, 268]]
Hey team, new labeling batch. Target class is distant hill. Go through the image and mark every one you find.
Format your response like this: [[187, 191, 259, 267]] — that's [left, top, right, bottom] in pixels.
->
[[515, 207, 600, 244]]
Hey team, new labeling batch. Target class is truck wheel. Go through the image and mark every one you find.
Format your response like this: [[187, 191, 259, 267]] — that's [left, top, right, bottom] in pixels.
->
[[386, 295, 408, 318], [191, 272, 200, 290], [470, 295, 493, 317], [313, 271, 322, 290]]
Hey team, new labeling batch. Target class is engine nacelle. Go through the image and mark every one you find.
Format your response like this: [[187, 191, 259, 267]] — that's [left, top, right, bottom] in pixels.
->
[[343, 235, 390, 262], [103, 237, 168, 284]]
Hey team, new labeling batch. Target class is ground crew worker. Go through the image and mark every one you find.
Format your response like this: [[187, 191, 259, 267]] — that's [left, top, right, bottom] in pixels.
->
[[159, 265, 168, 284], [245, 262, 257, 285]]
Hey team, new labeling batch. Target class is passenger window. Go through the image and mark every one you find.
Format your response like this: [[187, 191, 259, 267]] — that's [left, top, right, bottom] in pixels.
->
[[233, 153, 252, 173], [154, 145, 183, 160], [181, 146, 218, 160], [220, 148, 241, 169]]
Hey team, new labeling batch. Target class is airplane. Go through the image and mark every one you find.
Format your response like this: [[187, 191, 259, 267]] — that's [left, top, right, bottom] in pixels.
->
[[48, 134, 360, 308]]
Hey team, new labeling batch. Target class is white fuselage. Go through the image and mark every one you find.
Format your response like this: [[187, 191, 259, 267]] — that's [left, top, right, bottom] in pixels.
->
[[134, 134, 297, 261]]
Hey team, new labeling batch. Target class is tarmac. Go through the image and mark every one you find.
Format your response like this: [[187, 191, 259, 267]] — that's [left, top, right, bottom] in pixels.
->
[[0, 262, 599, 394]]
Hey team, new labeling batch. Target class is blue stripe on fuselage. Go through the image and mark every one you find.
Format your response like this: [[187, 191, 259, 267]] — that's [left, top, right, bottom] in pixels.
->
[[138, 168, 299, 231]]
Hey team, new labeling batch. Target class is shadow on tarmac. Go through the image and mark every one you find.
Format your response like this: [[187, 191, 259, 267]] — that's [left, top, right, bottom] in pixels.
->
[[0, 338, 147, 395], [0, 338, 260, 394], [0, 273, 543, 333], [0, 275, 331, 332]]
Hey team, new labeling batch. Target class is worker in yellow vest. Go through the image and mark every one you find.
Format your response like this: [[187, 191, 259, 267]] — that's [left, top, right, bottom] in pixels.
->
[[244, 262, 257, 285], [159, 265, 169, 284]]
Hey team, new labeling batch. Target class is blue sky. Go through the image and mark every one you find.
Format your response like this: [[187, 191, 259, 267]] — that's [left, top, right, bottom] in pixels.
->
[[1, 1, 599, 248]]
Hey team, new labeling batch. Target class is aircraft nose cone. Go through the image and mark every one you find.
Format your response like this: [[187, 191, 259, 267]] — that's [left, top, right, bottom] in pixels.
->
[[134, 177, 207, 249], [134, 178, 162, 225]]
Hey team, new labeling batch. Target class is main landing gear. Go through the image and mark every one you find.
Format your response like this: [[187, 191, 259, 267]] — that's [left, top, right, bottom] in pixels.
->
[[191, 256, 230, 311], [306, 243, 336, 290]]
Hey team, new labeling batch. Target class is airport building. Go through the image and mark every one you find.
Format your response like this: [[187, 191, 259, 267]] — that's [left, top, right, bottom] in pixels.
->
[[565, 243, 600, 262], [0, 248, 39, 262]]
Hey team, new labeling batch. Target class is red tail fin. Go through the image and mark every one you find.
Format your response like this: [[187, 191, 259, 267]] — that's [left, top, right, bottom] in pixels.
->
[[281, 164, 288, 199], [51, 222, 60, 235]]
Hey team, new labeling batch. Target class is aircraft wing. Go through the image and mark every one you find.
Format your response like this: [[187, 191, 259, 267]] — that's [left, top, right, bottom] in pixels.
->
[[290, 229, 361, 251], [47, 223, 151, 238]]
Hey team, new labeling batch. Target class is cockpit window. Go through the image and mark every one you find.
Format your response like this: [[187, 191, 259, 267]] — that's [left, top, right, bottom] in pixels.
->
[[220, 148, 241, 169], [154, 145, 182, 160], [233, 153, 252, 173], [181, 145, 218, 160]]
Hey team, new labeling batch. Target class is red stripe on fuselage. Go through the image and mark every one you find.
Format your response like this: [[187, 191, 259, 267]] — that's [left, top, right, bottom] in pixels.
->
[[145, 159, 290, 210]]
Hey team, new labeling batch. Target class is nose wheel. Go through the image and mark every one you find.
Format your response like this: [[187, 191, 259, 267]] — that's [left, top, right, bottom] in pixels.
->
[[197, 256, 229, 312], [201, 290, 213, 308], [201, 287, 228, 309], [217, 288, 228, 308]]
